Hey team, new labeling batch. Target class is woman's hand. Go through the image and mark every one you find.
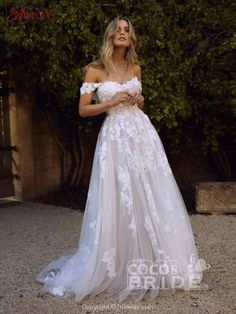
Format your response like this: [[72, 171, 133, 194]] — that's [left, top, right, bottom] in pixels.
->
[[107, 91, 131, 108], [127, 92, 144, 108]]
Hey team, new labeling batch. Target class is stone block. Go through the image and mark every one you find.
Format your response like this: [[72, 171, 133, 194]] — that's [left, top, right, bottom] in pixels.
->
[[196, 182, 236, 214]]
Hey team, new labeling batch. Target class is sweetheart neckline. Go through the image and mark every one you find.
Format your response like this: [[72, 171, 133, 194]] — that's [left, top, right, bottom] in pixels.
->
[[99, 76, 139, 86]]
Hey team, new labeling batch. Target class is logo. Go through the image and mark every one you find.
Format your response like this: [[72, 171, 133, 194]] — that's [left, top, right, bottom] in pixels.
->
[[127, 254, 210, 291], [6, 6, 52, 22]]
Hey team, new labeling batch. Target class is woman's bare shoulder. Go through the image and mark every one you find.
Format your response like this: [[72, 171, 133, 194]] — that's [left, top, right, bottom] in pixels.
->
[[84, 65, 103, 83], [85, 64, 105, 82]]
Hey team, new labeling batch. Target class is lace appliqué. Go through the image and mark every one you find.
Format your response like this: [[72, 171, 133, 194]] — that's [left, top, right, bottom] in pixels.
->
[[117, 165, 138, 238], [96, 76, 142, 108], [51, 286, 65, 296], [44, 268, 60, 282], [98, 142, 108, 179], [89, 220, 96, 230], [87, 214, 102, 246], [101, 247, 117, 278], [117, 165, 133, 217], [156, 150, 173, 177], [163, 190, 175, 212], [80, 82, 101, 95], [142, 181, 160, 223], [128, 216, 137, 238], [144, 215, 159, 253]]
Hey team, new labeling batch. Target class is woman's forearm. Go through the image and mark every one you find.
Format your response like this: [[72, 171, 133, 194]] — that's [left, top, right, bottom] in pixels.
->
[[79, 101, 112, 118], [79, 99, 144, 117]]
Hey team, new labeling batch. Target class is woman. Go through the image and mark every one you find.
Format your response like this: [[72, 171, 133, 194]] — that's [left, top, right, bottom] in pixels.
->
[[36, 16, 203, 303]]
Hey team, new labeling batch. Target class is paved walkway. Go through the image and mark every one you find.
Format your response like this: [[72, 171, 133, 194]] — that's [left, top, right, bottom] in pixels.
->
[[0, 200, 235, 314]]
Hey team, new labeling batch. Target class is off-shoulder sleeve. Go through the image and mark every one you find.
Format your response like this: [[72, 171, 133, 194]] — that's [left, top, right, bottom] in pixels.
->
[[80, 82, 101, 95]]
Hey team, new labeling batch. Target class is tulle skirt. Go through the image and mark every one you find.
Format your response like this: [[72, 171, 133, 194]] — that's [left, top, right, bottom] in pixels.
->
[[36, 105, 203, 303]]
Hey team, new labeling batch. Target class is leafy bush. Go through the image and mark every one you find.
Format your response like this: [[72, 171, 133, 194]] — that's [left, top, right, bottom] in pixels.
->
[[0, 0, 235, 182]]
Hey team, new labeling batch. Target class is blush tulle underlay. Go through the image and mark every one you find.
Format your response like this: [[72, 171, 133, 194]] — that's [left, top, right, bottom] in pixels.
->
[[36, 77, 203, 303]]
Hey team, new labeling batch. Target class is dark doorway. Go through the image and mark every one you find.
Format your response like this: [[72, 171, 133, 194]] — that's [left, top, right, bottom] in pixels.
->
[[0, 70, 15, 198]]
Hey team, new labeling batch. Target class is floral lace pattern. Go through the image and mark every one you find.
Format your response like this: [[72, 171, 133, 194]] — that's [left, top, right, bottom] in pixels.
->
[[94, 213, 101, 246], [80, 82, 102, 95], [156, 150, 173, 177], [117, 165, 133, 218], [144, 215, 159, 252], [36, 73, 203, 303], [80, 76, 142, 114], [101, 247, 117, 278], [98, 142, 108, 179]]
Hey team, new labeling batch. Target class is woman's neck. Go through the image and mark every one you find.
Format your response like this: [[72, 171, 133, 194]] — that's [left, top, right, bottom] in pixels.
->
[[111, 47, 127, 66]]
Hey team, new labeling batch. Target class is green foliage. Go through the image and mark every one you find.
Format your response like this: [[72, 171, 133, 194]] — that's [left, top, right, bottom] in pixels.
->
[[0, 0, 235, 155]]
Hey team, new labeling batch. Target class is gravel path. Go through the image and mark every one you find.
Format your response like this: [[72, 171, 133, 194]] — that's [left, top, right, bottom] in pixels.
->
[[0, 200, 235, 314]]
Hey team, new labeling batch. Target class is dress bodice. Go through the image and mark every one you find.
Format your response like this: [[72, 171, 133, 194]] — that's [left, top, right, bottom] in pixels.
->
[[80, 76, 142, 115]]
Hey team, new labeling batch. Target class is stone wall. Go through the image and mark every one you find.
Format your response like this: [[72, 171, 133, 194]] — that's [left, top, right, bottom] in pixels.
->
[[32, 101, 70, 197], [8, 78, 70, 200]]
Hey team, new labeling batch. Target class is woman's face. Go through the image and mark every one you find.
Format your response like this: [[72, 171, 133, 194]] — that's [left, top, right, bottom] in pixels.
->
[[112, 19, 131, 49]]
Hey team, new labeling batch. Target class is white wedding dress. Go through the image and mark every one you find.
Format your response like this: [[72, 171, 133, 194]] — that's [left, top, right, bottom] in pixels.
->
[[36, 76, 203, 303]]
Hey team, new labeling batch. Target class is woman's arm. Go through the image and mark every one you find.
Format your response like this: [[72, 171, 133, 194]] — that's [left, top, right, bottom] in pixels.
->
[[79, 67, 112, 118], [133, 64, 144, 110], [79, 67, 131, 118]]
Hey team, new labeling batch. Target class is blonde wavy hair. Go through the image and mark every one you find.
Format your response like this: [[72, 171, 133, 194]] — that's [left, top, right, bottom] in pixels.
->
[[82, 16, 139, 79]]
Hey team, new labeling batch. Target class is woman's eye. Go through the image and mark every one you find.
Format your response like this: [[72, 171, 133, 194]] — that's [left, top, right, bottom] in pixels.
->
[[116, 28, 129, 33]]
